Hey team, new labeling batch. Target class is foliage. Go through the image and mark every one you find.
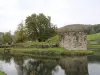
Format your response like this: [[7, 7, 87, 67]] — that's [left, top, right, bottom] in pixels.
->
[[14, 22, 27, 43], [46, 35, 61, 44], [3, 31, 12, 44], [82, 24, 100, 34], [25, 13, 57, 42], [12, 41, 58, 48], [0, 34, 4, 44]]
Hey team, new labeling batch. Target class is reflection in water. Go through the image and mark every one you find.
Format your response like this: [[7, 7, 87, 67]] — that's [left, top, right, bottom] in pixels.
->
[[88, 55, 100, 75], [88, 55, 100, 62], [0, 55, 99, 75], [59, 56, 88, 75], [23, 59, 58, 75], [13, 56, 89, 75], [14, 56, 24, 75], [2, 58, 18, 75]]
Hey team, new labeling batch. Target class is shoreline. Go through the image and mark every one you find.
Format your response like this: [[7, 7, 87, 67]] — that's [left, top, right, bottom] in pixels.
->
[[0, 47, 93, 56]]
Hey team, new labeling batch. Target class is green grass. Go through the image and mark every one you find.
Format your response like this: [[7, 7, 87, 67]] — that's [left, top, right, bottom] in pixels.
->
[[88, 33, 100, 41], [0, 70, 5, 75], [46, 35, 60, 44], [87, 44, 100, 55], [12, 47, 65, 52], [88, 44, 100, 48], [13, 41, 58, 48], [0, 47, 93, 56], [0, 47, 66, 53], [11, 50, 93, 57], [0, 47, 65, 52]]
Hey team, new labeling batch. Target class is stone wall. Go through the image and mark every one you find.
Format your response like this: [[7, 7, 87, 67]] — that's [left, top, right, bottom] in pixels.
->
[[59, 31, 87, 50]]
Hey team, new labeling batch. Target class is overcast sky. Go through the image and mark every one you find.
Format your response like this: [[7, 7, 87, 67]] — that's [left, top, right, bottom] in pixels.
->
[[0, 0, 100, 33]]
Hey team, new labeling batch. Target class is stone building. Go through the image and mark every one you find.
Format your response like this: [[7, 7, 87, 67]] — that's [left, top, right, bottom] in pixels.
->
[[59, 25, 87, 50]]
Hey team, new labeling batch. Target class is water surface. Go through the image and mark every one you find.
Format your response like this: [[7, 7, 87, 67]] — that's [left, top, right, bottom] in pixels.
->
[[0, 55, 99, 75]]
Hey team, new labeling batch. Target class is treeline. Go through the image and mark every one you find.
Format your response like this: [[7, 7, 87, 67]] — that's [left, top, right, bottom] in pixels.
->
[[86, 24, 100, 34], [0, 32, 12, 45]]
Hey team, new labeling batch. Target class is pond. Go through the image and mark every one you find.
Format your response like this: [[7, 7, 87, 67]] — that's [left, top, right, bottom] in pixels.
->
[[0, 55, 99, 75]]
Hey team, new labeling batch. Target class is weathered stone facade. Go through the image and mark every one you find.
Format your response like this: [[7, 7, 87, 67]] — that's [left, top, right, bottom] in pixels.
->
[[59, 31, 87, 50]]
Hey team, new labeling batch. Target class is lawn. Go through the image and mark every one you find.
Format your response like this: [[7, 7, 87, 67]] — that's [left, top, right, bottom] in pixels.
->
[[88, 33, 100, 41]]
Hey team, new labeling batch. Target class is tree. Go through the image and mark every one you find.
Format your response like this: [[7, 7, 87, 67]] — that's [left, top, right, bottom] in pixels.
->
[[14, 22, 27, 43], [0, 33, 4, 44], [3, 31, 12, 44], [25, 13, 57, 42]]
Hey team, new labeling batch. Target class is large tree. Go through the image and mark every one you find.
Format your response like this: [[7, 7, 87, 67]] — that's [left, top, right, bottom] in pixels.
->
[[25, 13, 57, 42], [14, 22, 27, 43]]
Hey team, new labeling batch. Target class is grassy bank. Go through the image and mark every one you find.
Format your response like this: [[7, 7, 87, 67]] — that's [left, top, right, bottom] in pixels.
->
[[0, 47, 93, 56], [0, 47, 66, 52], [88, 44, 100, 48], [88, 33, 100, 51], [89, 49, 100, 56], [0, 70, 5, 75], [87, 44, 100, 55]]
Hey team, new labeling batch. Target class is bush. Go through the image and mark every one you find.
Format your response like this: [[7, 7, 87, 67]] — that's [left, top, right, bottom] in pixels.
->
[[0, 44, 10, 48], [11, 42, 59, 48], [46, 35, 61, 44]]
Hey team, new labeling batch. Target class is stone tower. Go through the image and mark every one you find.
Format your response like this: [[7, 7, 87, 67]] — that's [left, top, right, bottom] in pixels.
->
[[59, 25, 87, 50]]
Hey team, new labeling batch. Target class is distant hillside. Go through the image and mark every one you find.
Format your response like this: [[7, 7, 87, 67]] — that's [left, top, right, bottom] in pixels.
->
[[58, 24, 100, 34], [58, 24, 90, 33]]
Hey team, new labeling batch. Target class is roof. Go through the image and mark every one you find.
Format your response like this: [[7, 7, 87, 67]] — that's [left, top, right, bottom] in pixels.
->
[[58, 24, 89, 33]]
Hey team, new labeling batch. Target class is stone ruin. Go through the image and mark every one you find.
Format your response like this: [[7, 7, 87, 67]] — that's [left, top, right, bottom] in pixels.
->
[[59, 25, 87, 50]]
